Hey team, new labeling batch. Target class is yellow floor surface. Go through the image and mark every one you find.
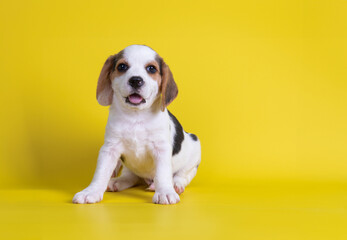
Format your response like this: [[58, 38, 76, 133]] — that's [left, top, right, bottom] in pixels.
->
[[1, 181, 346, 240]]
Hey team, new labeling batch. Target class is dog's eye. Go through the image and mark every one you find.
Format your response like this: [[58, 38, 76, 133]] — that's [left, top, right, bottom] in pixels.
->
[[146, 65, 157, 74], [117, 63, 128, 72]]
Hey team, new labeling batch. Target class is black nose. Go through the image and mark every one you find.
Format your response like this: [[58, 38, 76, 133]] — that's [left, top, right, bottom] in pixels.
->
[[129, 76, 144, 89]]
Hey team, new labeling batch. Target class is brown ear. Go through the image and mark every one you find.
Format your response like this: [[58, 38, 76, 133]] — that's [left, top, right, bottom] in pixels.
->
[[96, 55, 116, 106], [160, 61, 178, 111]]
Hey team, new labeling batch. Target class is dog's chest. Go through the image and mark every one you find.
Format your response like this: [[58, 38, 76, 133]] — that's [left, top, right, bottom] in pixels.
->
[[118, 124, 157, 178], [121, 125, 149, 157]]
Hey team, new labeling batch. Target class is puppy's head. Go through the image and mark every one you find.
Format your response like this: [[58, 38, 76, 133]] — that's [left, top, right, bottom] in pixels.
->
[[96, 45, 177, 111]]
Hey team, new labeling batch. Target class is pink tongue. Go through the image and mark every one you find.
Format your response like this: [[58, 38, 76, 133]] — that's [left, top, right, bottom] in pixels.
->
[[128, 94, 143, 104]]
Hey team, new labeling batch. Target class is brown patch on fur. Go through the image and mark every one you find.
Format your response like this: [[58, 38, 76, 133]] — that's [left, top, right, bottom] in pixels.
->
[[145, 60, 161, 86], [96, 51, 123, 106], [109, 58, 129, 80], [159, 58, 178, 111]]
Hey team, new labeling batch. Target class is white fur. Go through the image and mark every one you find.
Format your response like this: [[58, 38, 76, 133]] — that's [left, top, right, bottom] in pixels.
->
[[73, 45, 201, 205]]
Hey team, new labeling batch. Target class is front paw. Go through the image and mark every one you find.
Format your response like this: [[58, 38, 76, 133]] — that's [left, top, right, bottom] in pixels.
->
[[153, 190, 180, 205], [72, 188, 104, 204]]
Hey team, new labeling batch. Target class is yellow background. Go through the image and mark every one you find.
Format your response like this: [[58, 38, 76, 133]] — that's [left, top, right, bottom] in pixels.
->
[[0, 0, 346, 239]]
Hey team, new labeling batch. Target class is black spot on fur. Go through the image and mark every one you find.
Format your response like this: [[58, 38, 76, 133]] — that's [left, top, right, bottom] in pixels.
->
[[189, 133, 198, 141], [120, 155, 125, 163], [155, 55, 163, 74], [168, 111, 184, 156], [112, 50, 124, 71]]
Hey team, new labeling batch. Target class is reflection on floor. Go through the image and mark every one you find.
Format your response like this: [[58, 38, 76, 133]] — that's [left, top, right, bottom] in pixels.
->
[[0, 181, 346, 240]]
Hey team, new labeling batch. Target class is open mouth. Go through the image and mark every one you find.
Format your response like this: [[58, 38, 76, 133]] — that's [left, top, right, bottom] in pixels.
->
[[126, 93, 146, 105]]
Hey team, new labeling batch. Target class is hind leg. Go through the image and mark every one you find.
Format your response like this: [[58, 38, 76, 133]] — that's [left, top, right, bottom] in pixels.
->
[[173, 165, 198, 195], [173, 138, 201, 195], [107, 166, 139, 192]]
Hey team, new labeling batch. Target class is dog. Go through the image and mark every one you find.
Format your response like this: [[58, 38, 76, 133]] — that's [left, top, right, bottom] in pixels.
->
[[72, 45, 201, 205]]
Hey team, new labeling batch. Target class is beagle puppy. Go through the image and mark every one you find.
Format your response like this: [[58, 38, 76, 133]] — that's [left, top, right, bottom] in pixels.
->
[[73, 45, 201, 205]]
